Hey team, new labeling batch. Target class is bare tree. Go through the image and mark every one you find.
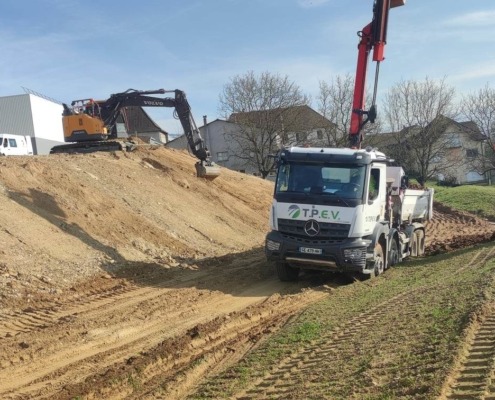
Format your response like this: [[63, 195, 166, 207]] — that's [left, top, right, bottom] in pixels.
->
[[461, 84, 495, 182], [382, 77, 459, 185], [218, 71, 309, 178], [317, 74, 380, 148]]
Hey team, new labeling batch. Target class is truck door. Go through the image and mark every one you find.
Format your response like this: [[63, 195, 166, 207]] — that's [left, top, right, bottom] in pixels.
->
[[364, 164, 386, 226]]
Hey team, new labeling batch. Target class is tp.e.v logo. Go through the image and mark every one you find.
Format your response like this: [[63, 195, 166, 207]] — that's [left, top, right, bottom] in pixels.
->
[[288, 205, 301, 219]]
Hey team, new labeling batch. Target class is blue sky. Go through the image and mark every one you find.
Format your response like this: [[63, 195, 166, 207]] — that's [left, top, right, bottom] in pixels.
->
[[1, 0, 494, 135]]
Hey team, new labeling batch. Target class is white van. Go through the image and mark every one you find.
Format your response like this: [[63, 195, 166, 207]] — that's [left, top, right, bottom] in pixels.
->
[[0, 134, 34, 156]]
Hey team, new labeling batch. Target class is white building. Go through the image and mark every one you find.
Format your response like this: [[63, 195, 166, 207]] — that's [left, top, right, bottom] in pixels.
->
[[0, 93, 65, 155]]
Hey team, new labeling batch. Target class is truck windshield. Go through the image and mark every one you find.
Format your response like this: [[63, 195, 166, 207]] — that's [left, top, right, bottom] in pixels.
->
[[276, 163, 366, 199]]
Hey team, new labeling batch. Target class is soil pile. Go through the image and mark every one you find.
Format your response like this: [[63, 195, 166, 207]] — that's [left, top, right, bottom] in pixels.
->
[[0, 146, 273, 307]]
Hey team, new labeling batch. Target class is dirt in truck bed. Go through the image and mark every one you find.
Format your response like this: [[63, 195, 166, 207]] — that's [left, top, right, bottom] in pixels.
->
[[0, 145, 494, 399]]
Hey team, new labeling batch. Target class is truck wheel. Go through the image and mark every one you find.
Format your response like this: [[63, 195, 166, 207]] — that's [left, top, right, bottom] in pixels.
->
[[410, 233, 418, 257], [388, 239, 399, 269], [416, 230, 425, 256], [276, 262, 299, 282], [373, 243, 385, 276]]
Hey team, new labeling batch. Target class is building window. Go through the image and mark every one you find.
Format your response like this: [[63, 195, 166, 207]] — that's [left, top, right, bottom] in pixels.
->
[[296, 132, 308, 142], [217, 151, 228, 161], [317, 130, 323, 140], [466, 148, 478, 158], [446, 133, 461, 148]]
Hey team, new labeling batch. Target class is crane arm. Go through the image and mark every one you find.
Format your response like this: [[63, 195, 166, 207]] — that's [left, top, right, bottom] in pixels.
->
[[348, 0, 405, 149]]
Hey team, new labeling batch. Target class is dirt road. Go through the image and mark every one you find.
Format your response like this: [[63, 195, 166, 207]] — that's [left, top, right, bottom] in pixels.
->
[[0, 146, 494, 399], [0, 249, 334, 399]]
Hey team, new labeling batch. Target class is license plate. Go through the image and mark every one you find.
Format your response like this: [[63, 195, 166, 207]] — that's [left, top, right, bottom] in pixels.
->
[[299, 247, 322, 255]]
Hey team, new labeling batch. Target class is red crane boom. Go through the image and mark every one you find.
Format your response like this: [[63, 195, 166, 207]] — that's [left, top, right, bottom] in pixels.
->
[[349, 0, 405, 149]]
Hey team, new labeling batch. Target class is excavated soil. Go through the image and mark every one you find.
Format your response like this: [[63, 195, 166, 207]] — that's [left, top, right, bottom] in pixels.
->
[[0, 145, 494, 399]]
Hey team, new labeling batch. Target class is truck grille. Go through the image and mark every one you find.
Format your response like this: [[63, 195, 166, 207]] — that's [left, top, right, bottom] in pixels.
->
[[278, 218, 350, 241]]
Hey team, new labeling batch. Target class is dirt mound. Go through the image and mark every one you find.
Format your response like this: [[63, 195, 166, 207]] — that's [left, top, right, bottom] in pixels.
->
[[426, 201, 495, 255], [0, 146, 273, 307]]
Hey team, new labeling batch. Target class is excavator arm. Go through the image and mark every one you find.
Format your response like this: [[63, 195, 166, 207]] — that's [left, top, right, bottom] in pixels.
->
[[53, 88, 220, 179], [348, 0, 405, 149]]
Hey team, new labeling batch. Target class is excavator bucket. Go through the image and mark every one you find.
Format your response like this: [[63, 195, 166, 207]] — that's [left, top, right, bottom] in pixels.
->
[[195, 162, 221, 180]]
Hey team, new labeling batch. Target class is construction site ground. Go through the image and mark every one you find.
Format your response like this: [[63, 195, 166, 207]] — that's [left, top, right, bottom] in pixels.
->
[[0, 146, 494, 399]]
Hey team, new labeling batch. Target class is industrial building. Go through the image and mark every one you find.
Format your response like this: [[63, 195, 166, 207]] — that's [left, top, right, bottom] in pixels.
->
[[0, 92, 65, 155]]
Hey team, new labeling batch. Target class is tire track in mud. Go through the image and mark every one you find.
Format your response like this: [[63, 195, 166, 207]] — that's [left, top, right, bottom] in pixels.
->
[[439, 248, 495, 400], [0, 252, 330, 400], [198, 247, 495, 400], [0, 252, 262, 338]]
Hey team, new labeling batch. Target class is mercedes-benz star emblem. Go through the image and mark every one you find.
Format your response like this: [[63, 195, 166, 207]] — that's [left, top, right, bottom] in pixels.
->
[[304, 219, 320, 237]]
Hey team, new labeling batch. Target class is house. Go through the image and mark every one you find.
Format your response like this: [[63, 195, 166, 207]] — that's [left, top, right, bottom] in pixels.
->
[[166, 118, 250, 171], [166, 106, 334, 176], [228, 105, 336, 148], [364, 116, 487, 185]]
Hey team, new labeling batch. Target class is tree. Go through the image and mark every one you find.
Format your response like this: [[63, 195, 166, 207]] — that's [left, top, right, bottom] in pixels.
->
[[218, 71, 309, 178], [317, 74, 380, 148], [461, 84, 495, 183], [381, 77, 459, 185]]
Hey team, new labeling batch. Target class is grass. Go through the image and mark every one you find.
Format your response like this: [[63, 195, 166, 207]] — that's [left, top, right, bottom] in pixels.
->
[[427, 182, 495, 220]]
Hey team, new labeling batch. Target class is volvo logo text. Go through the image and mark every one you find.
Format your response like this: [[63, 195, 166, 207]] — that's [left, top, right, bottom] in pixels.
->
[[304, 219, 320, 237]]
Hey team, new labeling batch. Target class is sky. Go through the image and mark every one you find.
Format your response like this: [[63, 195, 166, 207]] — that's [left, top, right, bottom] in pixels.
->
[[1, 0, 494, 136]]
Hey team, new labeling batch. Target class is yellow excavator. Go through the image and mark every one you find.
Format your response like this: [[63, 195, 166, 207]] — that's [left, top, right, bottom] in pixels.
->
[[50, 88, 220, 179]]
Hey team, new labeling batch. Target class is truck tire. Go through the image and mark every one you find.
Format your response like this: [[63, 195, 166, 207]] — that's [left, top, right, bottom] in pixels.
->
[[276, 262, 299, 282], [388, 239, 399, 269], [410, 233, 418, 257], [416, 230, 425, 256], [373, 242, 385, 276]]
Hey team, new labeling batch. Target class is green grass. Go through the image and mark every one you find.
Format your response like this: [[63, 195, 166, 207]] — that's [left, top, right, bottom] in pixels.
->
[[427, 182, 495, 220]]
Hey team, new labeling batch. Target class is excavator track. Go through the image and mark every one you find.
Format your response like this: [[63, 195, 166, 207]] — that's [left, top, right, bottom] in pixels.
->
[[50, 141, 136, 154]]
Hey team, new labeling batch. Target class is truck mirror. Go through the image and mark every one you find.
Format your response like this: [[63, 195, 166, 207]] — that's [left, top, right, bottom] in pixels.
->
[[401, 175, 409, 188]]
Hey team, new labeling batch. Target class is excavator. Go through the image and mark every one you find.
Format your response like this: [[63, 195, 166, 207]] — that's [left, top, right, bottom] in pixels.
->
[[349, 0, 406, 149], [50, 88, 220, 179]]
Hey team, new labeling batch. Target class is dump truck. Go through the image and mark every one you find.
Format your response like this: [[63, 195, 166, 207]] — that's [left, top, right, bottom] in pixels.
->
[[265, 146, 433, 280]]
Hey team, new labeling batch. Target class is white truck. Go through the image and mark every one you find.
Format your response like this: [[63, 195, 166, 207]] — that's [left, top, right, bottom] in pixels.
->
[[265, 146, 434, 281], [0, 134, 34, 156]]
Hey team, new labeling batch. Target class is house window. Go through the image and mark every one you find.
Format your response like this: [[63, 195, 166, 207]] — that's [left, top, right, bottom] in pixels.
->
[[296, 132, 308, 142], [317, 130, 323, 140], [217, 151, 228, 161], [466, 148, 478, 158], [431, 154, 442, 163], [446, 133, 461, 148]]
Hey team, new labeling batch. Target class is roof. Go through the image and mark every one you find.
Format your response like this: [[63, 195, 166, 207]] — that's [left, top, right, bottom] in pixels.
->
[[115, 107, 167, 135], [365, 116, 485, 150], [228, 105, 333, 132]]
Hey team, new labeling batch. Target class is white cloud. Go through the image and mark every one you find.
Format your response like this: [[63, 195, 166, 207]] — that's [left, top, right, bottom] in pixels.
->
[[451, 62, 495, 82], [443, 10, 495, 27]]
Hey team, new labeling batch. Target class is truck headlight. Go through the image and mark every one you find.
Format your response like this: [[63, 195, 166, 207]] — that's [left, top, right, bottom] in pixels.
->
[[344, 248, 366, 261], [266, 239, 281, 251]]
